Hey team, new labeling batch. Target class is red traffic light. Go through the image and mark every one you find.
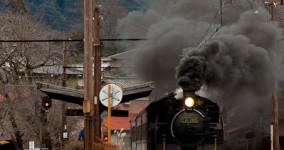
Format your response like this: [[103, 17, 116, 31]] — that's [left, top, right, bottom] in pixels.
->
[[42, 96, 52, 110], [103, 135, 108, 141], [45, 103, 49, 107]]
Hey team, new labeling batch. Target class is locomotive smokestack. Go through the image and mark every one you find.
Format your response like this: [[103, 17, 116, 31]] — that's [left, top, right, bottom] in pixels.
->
[[182, 90, 196, 102], [176, 55, 205, 94]]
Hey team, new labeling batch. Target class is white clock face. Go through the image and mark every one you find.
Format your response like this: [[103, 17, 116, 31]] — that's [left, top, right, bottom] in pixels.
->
[[99, 84, 123, 107]]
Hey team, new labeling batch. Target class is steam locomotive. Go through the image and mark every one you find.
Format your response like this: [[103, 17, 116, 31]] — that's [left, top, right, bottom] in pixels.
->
[[130, 91, 223, 150]]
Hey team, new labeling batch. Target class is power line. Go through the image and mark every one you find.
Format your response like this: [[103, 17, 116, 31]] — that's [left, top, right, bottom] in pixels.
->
[[192, 7, 222, 53], [0, 38, 147, 43], [121, 19, 149, 32]]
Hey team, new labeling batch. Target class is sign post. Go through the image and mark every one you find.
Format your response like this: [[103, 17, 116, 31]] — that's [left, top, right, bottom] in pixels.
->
[[107, 84, 111, 144], [99, 84, 123, 144]]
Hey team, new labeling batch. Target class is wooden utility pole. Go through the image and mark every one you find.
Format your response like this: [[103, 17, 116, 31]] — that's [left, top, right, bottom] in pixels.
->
[[83, 0, 94, 149], [61, 41, 68, 149], [268, 1, 274, 21], [272, 88, 279, 150], [268, 1, 280, 149], [93, 0, 101, 144]]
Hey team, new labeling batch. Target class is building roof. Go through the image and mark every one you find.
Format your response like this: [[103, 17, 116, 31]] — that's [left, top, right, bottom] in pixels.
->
[[32, 62, 111, 75], [108, 49, 137, 60], [129, 100, 149, 114], [33, 65, 83, 75], [115, 99, 149, 114], [102, 76, 153, 90], [36, 76, 153, 105]]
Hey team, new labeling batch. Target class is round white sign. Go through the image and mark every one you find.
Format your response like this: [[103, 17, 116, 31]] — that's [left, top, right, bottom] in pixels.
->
[[99, 84, 123, 107]]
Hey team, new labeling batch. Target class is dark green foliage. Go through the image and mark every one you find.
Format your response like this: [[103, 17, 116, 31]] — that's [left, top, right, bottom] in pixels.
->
[[119, 0, 147, 12], [22, 0, 83, 31], [56, 0, 64, 13], [3, 0, 147, 32]]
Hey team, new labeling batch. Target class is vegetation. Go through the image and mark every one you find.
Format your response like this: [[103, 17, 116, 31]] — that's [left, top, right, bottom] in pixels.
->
[[0, 9, 83, 149], [23, 0, 83, 31], [2, 0, 145, 32], [119, 0, 147, 12]]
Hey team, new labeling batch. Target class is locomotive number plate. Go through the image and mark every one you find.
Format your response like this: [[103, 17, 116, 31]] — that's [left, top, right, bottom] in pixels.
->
[[180, 117, 198, 123]]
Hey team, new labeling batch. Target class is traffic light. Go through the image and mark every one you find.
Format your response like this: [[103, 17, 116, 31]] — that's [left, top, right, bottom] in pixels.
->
[[103, 135, 108, 142], [42, 96, 52, 110]]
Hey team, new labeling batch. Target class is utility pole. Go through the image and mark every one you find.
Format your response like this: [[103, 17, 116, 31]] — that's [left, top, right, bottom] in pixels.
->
[[272, 84, 279, 150], [267, 1, 280, 149], [93, 0, 101, 144], [268, 1, 274, 21], [83, 0, 94, 149], [61, 41, 68, 149]]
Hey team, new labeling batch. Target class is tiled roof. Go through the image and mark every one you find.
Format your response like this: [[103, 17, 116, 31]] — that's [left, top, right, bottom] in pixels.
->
[[115, 99, 149, 114], [102, 76, 154, 90], [33, 65, 83, 75], [129, 100, 149, 114], [36, 77, 153, 105]]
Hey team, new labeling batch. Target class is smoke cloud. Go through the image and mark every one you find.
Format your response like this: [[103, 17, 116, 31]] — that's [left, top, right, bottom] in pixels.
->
[[117, 0, 243, 98], [176, 8, 284, 126], [117, 0, 284, 136]]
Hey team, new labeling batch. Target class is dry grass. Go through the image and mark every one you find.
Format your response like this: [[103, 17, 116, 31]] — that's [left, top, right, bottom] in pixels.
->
[[93, 143, 120, 150], [65, 141, 120, 150]]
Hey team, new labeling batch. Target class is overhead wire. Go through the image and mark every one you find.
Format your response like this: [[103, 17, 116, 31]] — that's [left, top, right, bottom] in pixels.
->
[[120, 19, 149, 32], [192, 6, 222, 54]]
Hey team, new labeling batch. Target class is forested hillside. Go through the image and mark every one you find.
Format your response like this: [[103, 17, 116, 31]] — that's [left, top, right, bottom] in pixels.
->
[[24, 0, 83, 31], [1, 0, 145, 32]]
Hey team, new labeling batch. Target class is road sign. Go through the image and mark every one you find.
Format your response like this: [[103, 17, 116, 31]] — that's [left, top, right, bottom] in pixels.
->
[[66, 109, 84, 116], [29, 141, 34, 150], [99, 84, 123, 107], [63, 132, 68, 139]]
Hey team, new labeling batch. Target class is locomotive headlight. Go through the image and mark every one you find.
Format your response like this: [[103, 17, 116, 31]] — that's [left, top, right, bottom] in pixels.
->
[[184, 97, 195, 108]]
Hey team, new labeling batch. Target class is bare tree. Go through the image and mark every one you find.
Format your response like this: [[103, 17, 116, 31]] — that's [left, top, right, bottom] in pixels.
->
[[0, 11, 69, 149], [0, 81, 66, 150], [0, 11, 64, 82]]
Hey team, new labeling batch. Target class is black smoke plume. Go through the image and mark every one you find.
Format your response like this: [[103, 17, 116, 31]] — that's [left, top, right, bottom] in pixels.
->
[[117, 0, 247, 98], [176, 8, 283, 127], [176, 56, 205, 92], [117, 1, 284, 144]]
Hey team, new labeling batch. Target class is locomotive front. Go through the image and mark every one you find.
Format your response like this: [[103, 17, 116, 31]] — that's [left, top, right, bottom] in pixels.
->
[[170, 92, 223, 149], [130, 91, 223, 150]]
